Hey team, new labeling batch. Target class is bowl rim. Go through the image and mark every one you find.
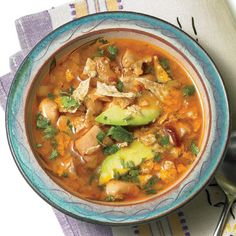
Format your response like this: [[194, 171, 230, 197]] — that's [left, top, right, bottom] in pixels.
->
[[5, 11, 231, 225]]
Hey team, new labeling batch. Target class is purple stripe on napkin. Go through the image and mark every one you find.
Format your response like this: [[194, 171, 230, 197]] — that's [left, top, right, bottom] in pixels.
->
[[15, 10, 53, 51], [54, 209, 113, 236], [0, 73, 13, 109], [9, 51, 27, 73]]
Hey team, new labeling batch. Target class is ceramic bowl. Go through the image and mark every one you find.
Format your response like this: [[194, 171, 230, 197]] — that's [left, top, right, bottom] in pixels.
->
[[6, 12, 230, 225]]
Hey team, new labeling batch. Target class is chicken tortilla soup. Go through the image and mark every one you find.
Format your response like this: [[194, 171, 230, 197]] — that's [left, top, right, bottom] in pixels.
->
[[29, 38, 203, 203]]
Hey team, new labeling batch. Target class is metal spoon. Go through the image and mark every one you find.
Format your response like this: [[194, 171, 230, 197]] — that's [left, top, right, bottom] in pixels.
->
[[213, 131, 236, 236]]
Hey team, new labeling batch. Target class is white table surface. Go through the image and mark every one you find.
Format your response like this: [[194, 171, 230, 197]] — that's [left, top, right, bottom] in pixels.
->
[[0, 2, 66, 236]]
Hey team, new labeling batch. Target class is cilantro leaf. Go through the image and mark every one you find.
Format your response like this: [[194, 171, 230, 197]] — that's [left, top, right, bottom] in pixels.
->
[[159, 135, 170, 146], [116, 80, 124, 92], [98, 38, 109, 44], [113, 169, 121, 180], [159, 58, 171, 75], [60, 86, 75, 96], [103, 144, 120, 155], [36, 113, 50, 129], [47, 93, 55, 100], [143, 176, 158, 190], [105, 195, 115, 202], [93, 48, 105, 57], [190, 141, 199, 156], [49, 148, 58, 160], [96, 131, 106, 144], [107, 45, 118, 60], [66, 119, 74, 133], [68, 86, 75, 95], [88, 174, 96, 184], [62, 172, 68, 178], [145, 189, 157, 195], [60, 96, 80, 110], [182, 85, 195, 96], [118, 160, 140, 183], [154, 153, 161, 162], [36, 143, 42, 148], [107, 126, 133, 143], [43, 125, 58, 139]]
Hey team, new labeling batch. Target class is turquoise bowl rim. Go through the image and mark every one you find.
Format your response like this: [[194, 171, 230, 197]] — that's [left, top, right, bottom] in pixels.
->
[[6, 11, 230, 225]]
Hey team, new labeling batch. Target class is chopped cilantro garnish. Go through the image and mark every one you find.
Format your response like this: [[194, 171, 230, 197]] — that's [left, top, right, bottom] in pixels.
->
[[36, 143, 42, 148], [159, 58, 171, 75], [60, 86, 75, 96], [120, 167, 140, 183], [117, 160, 140, 183], [47, 93, 55, 100], [36, 113, 50, 129], [145, 189, 157, 195], [120, 159, 135, 169], [116, 80, 124, 92], [182, 85, 195, 96], [107, 126, 133, 143], [129, 169, 140, 177], [113, 169, 121, 180], [126, 160, 135, 169], [43, 125, 58, 139], [143, 176, 158, 190], [120, 158, 126, 168], [88, 174, 96, 185], [66, 119, 74, 133], [159, 135, 170, 146], [105, 195, 116, 202], [68, 86, 75, 95], [94, 48, 105, 57], [62, 172, 68, 178], [49, 148, 58, 160], [153, 153, 161, 162], [60, 96, 80, 110], [190, 141, 199, 156], [51, 138, 58, 148], [107, 45, 118, 60], [96, 131, 106, 144], [36, 113, 58, 148], [103, 144, 120, 155], [98, 38, 109, 44]]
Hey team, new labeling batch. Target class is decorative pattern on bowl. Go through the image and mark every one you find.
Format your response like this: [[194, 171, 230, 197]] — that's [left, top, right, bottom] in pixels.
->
[[6, 12, 230, 225]]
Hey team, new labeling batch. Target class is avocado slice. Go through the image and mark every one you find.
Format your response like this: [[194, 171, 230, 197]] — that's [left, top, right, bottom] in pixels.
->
[[95, 105, 160, 126], [99, 140, 154, 185]]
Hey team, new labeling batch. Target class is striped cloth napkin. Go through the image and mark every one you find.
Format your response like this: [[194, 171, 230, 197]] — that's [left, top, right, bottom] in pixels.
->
[[1, 1, 236, 235]]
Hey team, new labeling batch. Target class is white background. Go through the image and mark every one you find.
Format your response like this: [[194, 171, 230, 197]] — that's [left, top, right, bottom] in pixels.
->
[[0, 1, 66, 236]]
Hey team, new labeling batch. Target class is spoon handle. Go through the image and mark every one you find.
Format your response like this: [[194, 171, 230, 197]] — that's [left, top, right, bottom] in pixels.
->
[[213, 196, 234, 236]]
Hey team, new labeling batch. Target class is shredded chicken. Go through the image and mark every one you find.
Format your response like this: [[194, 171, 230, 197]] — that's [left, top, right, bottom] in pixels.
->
[[72, 78, 90, 103], [83, 58, 97, 78], [122, 49, 138, 68], [106, 180, 140, 200], [94, 57, 117, 83], [136, 77, 169, 101], [158, 160, 177, 183], [139, 134, 157, 146], [39, 98, 59, 124], [75, 125, 101, 155]]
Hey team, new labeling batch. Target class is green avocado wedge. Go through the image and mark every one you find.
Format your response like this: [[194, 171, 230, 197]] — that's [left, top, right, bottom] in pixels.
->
[[99, 140, 154, 185], [95, 105, 160, 126]]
